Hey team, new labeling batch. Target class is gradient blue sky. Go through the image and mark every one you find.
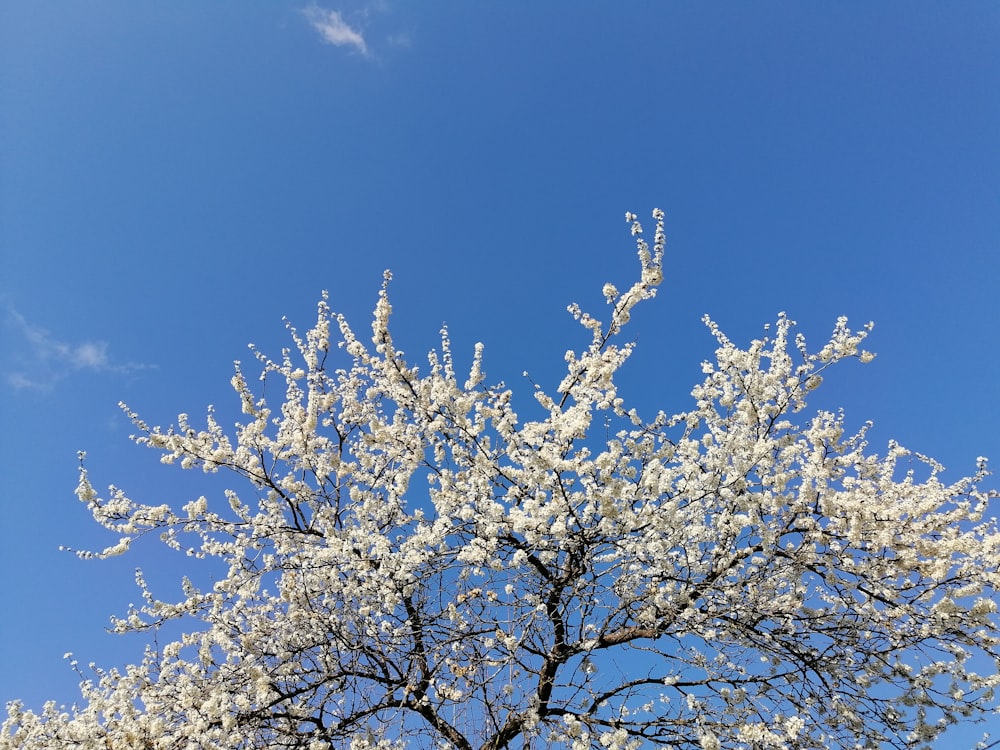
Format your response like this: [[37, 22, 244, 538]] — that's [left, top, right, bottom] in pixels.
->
[[2, 2, 998, 745]]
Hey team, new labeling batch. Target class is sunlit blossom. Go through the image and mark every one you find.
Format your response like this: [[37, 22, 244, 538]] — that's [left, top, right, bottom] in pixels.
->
[[4, 210, 998, 750]]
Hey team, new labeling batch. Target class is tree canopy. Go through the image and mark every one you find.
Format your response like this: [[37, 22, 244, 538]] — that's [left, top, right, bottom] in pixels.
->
[[4, 211, 999, 750]]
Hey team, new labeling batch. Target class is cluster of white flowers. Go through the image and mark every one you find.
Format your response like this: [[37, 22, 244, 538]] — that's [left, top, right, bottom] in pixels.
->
[[3, 210, 999, 749]]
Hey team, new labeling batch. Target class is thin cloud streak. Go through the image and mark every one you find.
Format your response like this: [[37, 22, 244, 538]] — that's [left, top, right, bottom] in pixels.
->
[[303, 5, 368, 55], [3, 308, 154, 391], [387, 31, 413, 49]]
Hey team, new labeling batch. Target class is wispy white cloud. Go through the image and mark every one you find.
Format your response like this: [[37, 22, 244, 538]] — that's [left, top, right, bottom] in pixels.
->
[[3, 307, 155, 391], [303, 5, 369, 55], [386, 31, 413, 49]]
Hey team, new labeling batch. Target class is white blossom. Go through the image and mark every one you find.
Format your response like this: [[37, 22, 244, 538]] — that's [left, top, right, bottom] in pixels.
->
[[4, 210, 998, 750]]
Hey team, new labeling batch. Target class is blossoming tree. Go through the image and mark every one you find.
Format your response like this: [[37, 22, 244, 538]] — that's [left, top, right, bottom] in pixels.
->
[[4, 211, 999, 750]]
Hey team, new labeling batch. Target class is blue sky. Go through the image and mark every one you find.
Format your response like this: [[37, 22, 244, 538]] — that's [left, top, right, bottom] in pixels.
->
[[1, 2, 998, 745]]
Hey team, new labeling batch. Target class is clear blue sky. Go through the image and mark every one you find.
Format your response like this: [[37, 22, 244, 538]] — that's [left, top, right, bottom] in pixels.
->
[[1, 2, 998, 745]]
